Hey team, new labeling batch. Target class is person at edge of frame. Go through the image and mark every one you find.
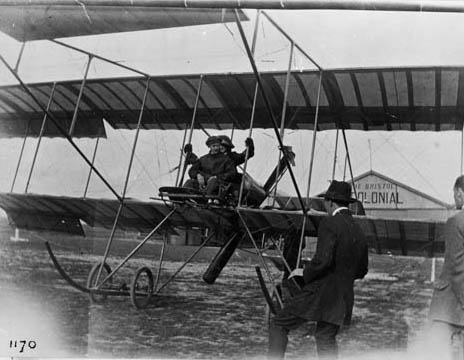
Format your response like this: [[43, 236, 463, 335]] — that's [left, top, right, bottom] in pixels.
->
[[428, 175, 464, 360], [267, 180, 369, 360], [183, 135, 236, 197]]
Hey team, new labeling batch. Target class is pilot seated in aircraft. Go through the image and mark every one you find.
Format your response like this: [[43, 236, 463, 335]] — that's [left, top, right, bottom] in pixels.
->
[[183, 135, 237, 199], [218, 135, 255, 198]]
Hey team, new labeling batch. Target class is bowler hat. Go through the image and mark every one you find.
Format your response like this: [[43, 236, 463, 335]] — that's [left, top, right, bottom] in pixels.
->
[[324, 180, 356, 203], [205, 135, 221, 147]]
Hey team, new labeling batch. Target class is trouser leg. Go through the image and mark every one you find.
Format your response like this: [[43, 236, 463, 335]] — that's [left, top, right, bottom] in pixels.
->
[[206, 177, 219, 195], [428, 320, 455, 360], [183, 179, 199, 190], [314, 321, 340, 359], [268, 318, 289, 360], [268, 309, 307, 360]]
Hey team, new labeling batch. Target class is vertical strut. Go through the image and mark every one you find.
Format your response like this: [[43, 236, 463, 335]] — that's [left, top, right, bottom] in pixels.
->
[[272, 41, 294, 206], [461, 121, 463, 174], [10, 120, 30, 192], [25, 83, 57, 193], [94, 77, 151, 285], [332, 128, 339, 181], [177, 75, 204, 187], [342, 129, 357, 199], [238, 9, 261, 206], [296, 71, 323, 269]]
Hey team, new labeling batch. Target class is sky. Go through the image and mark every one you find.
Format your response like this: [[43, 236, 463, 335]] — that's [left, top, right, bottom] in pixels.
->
[[1, 8, 464, 205]]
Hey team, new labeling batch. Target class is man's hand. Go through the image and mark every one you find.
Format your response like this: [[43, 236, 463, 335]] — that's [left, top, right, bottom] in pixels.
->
[[245, 137, 254, 148], [197, 174, 205, 187], [289, 268, 303, 278], [184, 143, 193, 154]]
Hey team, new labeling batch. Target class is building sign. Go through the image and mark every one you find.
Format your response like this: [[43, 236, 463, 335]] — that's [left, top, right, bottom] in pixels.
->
[[354, 181, 403, 206], [351, 172, 445, 210]]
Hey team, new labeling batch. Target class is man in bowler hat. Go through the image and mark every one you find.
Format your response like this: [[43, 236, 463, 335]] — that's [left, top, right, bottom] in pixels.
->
[[268, 180, 369, 359]]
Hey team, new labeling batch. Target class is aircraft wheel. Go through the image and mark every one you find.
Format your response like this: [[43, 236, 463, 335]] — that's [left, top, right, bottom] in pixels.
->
[[87, 262, 112, 303], [130, 267, 154, 309]]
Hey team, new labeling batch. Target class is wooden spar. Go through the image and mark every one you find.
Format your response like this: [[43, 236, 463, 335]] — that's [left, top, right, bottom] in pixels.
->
[[6, 0, 464, 12]]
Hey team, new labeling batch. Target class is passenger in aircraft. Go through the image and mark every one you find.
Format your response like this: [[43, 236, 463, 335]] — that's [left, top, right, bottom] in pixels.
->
[[183, 135, 237, 197], [218, 135, 254, 167], [268, 180, 368, 360], [428, 174, 464, 359], [218, 135, 255, 198]]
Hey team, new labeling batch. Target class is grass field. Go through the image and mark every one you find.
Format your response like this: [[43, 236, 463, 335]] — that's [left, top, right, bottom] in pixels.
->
[[0, 221, 444, 359]]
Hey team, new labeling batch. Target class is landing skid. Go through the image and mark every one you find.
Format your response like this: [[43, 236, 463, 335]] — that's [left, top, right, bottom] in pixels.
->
[[45, 225, 217, 309]]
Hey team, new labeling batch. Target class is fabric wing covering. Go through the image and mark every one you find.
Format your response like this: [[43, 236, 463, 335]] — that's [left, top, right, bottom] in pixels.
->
[[0, 4, 246, 41], [0, 192, 445, 257], [1, 67, 464, 138]]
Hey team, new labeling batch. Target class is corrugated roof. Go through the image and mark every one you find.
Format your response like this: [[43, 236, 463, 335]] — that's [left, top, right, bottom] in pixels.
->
[[0, 5, 247, 41], [2, 66, 464, 138]]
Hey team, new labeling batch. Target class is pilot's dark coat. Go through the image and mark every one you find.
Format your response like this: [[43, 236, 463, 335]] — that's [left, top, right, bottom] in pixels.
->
[[284, 209, 368, 326], [429, 210, 464, 326], [188, 152, 236, 182]]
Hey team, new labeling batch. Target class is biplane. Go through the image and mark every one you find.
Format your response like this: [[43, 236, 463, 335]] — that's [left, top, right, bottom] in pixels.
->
[[0, 1, 462, 311]]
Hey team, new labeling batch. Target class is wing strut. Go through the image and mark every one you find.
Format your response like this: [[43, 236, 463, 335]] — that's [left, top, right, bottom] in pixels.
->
[[91, 207, 177, 291], [233, 11, 308, 218], [25, 83, 56, 193], [93, 77, 152, 286], [271, 41, 295, 207], [10, 118, 31, 192], [68, 55, 92, 137], [331, 128, 340, 180], [176, 75, 204, 187], [0, 54, 122, 201], [342, 128, 358, 199], [83, 132, 102, 198], [236, 209, 283, 308], [238, 9, 261, 206], [296, 72, 323, 268]]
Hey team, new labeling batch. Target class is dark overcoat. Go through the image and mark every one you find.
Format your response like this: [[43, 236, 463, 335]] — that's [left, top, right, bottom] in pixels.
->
[[188, 152, 236, 182], [285, 209, 368, 326], [429, 211, 464, 326]]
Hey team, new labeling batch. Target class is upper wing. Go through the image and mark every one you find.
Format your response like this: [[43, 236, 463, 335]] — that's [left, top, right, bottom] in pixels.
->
[[0, 4, 247, 41], [2, 66, 463, 138], [0, 192, 445, 257]]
